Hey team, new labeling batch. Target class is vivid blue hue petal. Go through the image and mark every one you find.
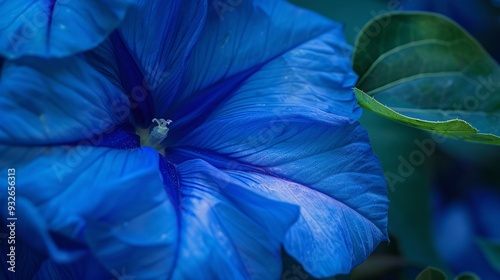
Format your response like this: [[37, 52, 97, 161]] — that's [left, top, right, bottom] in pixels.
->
[[231, 171, 385, 276], [108, 0, 206, 127], [171, 159, 300, 279], [208, 30, 359, 119], [432, 195, 500, 279], [165, 24, 387, 277], [0, 145, 301, 279], [168, 28, 360, 144], [0, 0, 133, 58], [169, 115, 387, 277], [0, 56, 132, 146], [0, 146, 176, 279], [110, 0, 344, 127], [166, 0, 349, 128]]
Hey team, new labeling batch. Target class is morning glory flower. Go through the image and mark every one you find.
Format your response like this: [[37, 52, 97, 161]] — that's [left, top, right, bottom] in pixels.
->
[[0, 1, 388, 279], [432, 161, 500, 279], [433, 187, 500, 279]]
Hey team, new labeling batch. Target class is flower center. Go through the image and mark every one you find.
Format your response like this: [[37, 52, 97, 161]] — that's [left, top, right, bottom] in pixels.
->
[[138, 118, 172, 154]]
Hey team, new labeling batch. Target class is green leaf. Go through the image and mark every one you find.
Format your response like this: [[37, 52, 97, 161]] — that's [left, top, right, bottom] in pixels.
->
[[354, 88, 500, 144], [416, 267, 447, 280], [353, 12, 500, 145], [476, 238, 500, 273]]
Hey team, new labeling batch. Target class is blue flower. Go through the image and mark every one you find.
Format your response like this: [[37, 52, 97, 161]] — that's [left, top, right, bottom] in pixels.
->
[[0, 1, 388, 279], [428, 154, 500, 279], [432, 186, 500, 279]]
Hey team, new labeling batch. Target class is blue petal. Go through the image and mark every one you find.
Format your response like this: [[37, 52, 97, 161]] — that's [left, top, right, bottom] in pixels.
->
[[1, 145, 300, 279], [0, 0, 133, 58], [234, 171, 387, 275], [168, 29, 360, 144], [0, 146, 176, 279], [108, 0, 206, 126], [167, 1, 354, 128], [164, 21, 386, 277], [432, 198, 500, 279], [169, 115, 387, 277], [111, 0, 347, 127], [0, 56, 132, 146], [171, 159, 300, 279]]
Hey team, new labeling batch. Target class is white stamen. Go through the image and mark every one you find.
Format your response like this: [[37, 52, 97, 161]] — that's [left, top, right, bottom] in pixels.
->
[[148, 118, 173, 147], [152, 118, 172, 127]]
